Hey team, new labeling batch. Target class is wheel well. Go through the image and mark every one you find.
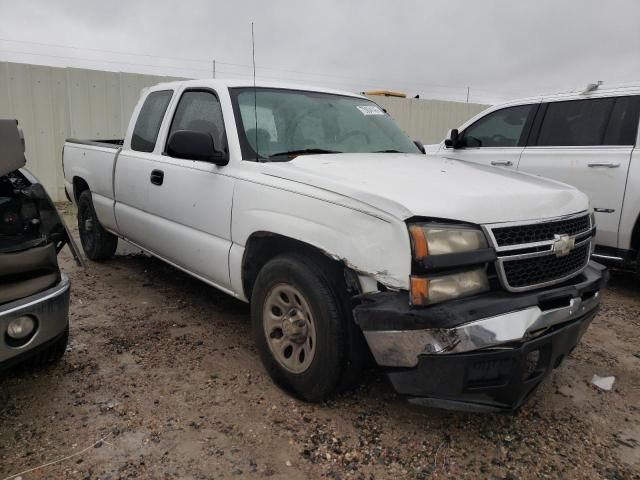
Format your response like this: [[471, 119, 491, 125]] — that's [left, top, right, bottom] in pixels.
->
[[241, 233, 357, 301], [72, 177, 90, 203]]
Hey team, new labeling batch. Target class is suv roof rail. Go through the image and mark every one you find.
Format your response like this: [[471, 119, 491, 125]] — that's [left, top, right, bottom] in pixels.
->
[[582, 81, 603, 94]]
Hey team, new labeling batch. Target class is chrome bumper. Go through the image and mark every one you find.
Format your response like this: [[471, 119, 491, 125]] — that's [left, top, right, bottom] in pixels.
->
[[0, 274, 70, 364], [363, 291, 600, 368]]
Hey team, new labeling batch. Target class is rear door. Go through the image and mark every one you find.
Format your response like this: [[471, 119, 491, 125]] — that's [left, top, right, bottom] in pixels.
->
[[115, 89, 174, 245], [439, 103, 538, 170], [517, 95, 640, 249]]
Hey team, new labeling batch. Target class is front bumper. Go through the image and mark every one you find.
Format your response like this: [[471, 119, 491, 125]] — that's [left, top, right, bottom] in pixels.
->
[[0, 273, 70, 368], [353, 262, 607, 411]]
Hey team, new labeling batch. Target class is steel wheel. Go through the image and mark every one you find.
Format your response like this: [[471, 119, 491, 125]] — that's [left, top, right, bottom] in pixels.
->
[[263, 283, 316, 374]]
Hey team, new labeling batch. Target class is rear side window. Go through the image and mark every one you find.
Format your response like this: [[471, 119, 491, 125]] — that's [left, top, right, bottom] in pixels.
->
[[131, 90, 173, 152], [461, 104, 534, 148], [603, 96, 640, 145], [536, 98, 614, 146], [168, 90, 226, 152]]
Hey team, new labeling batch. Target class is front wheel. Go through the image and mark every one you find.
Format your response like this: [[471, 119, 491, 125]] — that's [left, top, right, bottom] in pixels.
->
[[251, 253, 349, 402], [77, 190, 118, 261]]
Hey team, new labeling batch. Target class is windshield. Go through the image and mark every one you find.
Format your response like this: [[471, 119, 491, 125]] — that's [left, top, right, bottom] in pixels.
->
[[229, 87, 421, 160]]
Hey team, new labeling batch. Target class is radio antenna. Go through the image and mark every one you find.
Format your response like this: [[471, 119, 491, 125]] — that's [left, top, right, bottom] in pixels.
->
[[251, 22, 259, 161]]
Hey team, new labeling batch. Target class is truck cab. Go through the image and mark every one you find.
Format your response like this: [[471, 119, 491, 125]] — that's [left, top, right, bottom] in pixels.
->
[[63, 80, 607, 411]]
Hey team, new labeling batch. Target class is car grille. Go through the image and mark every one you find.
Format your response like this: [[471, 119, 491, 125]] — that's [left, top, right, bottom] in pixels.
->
[[491, 215, 591, 247], [502, 243, 590, 289], [485, 213, 593, 292]]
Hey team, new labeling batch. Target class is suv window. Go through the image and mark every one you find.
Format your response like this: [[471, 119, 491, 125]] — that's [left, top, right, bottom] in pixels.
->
[[603, 96, 640, 145], [131, 90, 173, 152], [461, 104, 534, 148], [536, 98, 615, 147], [168, 90, 226, 152]]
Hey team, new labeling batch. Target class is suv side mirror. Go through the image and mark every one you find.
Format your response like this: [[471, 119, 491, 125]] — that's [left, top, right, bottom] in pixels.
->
[[444, 128, 460, 149], [166, 130, 228, 165], [414, 140, 426, 154]]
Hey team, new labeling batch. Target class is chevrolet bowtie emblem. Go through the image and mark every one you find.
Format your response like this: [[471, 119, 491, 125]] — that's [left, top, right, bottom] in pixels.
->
[[552, 234, 575, 257]]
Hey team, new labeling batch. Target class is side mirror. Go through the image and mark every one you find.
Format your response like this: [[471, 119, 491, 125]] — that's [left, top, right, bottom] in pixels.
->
[[444, 128, 460, 148], [413, 140, 426, 154], [166, 130, 228, 165]]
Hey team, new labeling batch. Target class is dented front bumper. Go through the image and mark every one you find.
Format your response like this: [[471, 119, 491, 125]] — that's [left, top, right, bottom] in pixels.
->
[[354, 262, 607, 411]]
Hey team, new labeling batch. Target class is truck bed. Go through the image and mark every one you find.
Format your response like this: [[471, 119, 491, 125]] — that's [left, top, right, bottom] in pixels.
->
[[65, 138, 123, 148], [63, 139, 122, 232]]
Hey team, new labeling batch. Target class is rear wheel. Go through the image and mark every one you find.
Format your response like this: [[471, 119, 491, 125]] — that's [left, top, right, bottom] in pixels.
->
[[251, 253, 352, 401], [77, 190, 118, 261]]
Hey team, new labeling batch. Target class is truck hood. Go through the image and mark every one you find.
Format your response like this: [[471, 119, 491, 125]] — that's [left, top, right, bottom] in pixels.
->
[[262, 153, 588, 224]]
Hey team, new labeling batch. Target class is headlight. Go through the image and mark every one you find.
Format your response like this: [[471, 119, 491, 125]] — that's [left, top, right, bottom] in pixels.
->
[[408, 223, 490, 306], [410, 268, 489, 306], [409, 224, 488, 259]]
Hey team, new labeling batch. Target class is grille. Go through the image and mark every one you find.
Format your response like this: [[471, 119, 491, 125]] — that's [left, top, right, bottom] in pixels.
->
[[502, 243, 590, 289], [492, 215, 591, 247]]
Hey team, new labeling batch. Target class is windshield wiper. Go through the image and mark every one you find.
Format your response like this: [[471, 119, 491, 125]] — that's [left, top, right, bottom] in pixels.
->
[[373, 149, 403, 153], [268, 148, 342, 158]]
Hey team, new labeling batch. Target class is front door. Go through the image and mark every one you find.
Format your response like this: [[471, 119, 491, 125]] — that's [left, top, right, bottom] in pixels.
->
[[140, 88, 235, 291], [438, 103, 538, 171]]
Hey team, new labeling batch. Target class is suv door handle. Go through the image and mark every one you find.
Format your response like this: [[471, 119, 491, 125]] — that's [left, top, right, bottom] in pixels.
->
[[588, 162, 620, 168], [150, 169, 164, 185], [491, 161, 513, 166]]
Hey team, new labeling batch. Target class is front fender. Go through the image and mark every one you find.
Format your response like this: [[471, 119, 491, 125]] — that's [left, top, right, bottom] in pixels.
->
[[230, 179, 411, 295]]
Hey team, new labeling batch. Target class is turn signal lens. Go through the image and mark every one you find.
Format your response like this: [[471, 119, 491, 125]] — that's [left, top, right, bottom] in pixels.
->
[[409, 276, 429, 305], [409, 225, 428, 260]]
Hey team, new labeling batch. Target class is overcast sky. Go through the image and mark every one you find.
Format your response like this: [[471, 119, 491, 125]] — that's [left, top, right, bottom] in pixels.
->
[[1, 0, 639, 104]]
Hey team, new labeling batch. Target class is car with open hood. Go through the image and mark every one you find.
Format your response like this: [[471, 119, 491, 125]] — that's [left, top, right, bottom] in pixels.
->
[[1, 119, 81, 370]]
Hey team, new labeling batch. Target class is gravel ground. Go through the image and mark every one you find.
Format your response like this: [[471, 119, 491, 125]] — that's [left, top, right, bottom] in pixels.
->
[[1, 211, 639, 479]]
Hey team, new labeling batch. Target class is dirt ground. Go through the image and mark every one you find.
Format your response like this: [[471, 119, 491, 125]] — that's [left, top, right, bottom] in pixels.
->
[[1, 211, 639, 480]]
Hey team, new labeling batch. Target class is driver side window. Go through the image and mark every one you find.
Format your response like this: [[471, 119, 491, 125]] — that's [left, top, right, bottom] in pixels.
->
[[461, 104, 534, 148]]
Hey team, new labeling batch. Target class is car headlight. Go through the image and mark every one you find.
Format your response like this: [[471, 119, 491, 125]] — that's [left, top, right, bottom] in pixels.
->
[[408, 223, 490, 306], [409, 224, 488, 258]]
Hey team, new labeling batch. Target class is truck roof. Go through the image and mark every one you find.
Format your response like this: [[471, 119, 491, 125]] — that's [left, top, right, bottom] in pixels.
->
[[147, 78, 366, 99]]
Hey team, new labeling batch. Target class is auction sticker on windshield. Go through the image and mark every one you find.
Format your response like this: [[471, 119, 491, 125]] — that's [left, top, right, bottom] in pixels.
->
[[356, 105, 384, 115]]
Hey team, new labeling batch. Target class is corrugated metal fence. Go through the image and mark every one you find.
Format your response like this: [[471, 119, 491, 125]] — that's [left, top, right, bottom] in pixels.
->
[[0, 62, 181, 201], [0, 61, 488, 201], [367, 95, 488, 145]]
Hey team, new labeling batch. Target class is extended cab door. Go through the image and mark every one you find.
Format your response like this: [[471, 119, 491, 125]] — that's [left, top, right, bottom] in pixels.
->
[[517, 96, 640, 249], [115, 89, 174, 246], [438, 103, 538, 170]]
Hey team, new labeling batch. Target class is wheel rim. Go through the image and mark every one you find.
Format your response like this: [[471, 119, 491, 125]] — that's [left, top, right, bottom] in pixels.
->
[[78, 202, 95, 253], [263, 283, 316, 374]]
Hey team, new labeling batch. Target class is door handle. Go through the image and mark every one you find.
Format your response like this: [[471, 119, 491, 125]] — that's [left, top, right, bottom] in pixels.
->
[[588, 162, 620, 168], [150, 169, 164, 186], [491, 161, 513, 166]]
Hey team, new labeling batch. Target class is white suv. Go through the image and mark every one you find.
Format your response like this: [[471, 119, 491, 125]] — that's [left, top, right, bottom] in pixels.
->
[[429, 83, 640, 275]]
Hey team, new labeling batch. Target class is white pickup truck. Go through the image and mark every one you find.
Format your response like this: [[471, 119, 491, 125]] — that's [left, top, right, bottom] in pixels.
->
[[63, 79, 607, 411]]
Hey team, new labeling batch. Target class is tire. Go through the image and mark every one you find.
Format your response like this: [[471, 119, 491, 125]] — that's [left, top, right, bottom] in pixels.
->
[[26, 328, 69, 369], [251, 253, 353, 402], [77, 190, 118, 261]]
